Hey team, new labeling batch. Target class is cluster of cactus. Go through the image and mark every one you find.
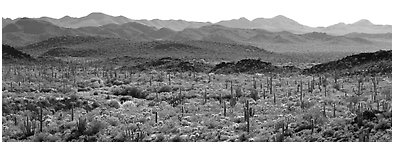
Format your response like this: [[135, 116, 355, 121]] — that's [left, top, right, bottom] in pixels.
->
[[243, 100, 251, 133], [123, 124, 145, 142], [21, 116, 36, 137], [359, 129, 370, 142], [39, 107, 44, 132], [267, 76, 273, 94], [353, 77, 364, 96], [76, 117, 87, 134]]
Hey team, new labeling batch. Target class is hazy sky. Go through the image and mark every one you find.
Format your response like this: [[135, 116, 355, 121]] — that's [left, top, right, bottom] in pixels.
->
[[1, 0, 392, 27]]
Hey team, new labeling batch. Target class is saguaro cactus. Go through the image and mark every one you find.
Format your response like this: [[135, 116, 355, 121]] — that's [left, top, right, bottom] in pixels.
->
[[168, 73, 171, 85], [22, 116, 36, 137], [39, 107, 44, 132], [244, 100, 250, 133], [223, 102, 227, 117], [155, 111, 158, 123]]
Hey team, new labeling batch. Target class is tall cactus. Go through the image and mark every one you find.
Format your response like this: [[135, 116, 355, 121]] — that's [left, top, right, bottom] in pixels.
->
[[168, 73, 171, 85], [71, 102, 74, 121], [155, 111, 158, 123], [333, 103, 336, 117], [270, 76, 273, 94], [39, 107, 43, 132], [253, 77, 257, 89], [244, 100, 250, 133], [204, 88, 207, 104], [223, 101, 227, 117]]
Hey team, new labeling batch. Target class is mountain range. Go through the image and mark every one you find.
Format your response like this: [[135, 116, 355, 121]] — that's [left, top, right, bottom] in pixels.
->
[[2, 12, 392, 55], [3, 17, 391, 53], [2, 12, 391, 35]]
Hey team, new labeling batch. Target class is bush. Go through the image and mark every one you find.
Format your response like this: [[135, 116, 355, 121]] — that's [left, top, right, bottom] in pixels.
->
[[110, 86, 147, 99], [110, 86, 124, 95], [107, 117, 119, 126], [154, 134, 165, 142], [33, 132, 48, 142], [249, 89, 259, 101], [107, 100, 121, 109], [170, 135, 183, 142], [158, 85, 172, 93], [332, 83, 341, 91], [86, 120, 107, 136], [235, 87, 243, 98], [124, 87, 146, 99]]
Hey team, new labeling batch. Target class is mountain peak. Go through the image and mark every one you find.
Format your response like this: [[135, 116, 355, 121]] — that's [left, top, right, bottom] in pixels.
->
[[85, 12, 110, 19], [271, 15, 291, 20], [353, 19, 374, 26], [238, 17, 249, 21]]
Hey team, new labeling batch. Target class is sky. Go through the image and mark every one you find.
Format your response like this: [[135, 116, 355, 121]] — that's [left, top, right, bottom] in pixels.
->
[[1, 0, 392, 27]]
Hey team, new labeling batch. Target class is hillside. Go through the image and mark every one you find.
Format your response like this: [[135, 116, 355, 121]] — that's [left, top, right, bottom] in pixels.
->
[[2, 18, 86, 46], [217, 15, 317, 34], [20, 36, 298, 63], [2, 44, 34, 64], [304, 50, 392, 75]]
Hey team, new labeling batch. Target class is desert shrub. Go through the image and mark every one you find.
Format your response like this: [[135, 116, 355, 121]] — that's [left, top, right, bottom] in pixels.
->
[[110, 86, 124, 95], [381, 86, 391, 101], [332, 83, 341, 91], [45, 134, 61, 142], [124, 86, 146, 99], [106, 78, 126, 86], [86, 120, 107, 136], [155, 75, 165, 82], [374, 120, 391, 131], [274, 119, 286, 132], [89, 77, 104, 88], [57, 85, 75, 94], [302, 100, 315, 110], [33, 132, 48, 142], [235, 87, 243, 98], [249, 89, 259, 101], [148, 101, 156, 107], [106, 117, 119, 126], [154, 133, 165, 142], [76, 81, 89, 88], [110, 86, 147, 99], [107, 100, 121, 109], [119, 96, 133, 103], [158, 85, 172, 93], [170, 135, 183, 142], [69, 94, 79, 102], [238, 132, 249, 142]]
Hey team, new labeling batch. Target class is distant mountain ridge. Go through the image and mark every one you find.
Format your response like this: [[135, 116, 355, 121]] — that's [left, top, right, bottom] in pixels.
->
[[2, 18, 391, 52], [2, 12, 391, 35]]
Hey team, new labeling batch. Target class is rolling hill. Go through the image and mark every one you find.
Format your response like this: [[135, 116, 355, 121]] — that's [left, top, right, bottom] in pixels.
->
[[19, 35, 294, 63]]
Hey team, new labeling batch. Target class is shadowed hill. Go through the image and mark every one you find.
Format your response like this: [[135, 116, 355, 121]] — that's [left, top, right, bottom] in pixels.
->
[[210, 59, 300, 74], [2, 44, 34, 64], [304, 50, 392, 75]]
